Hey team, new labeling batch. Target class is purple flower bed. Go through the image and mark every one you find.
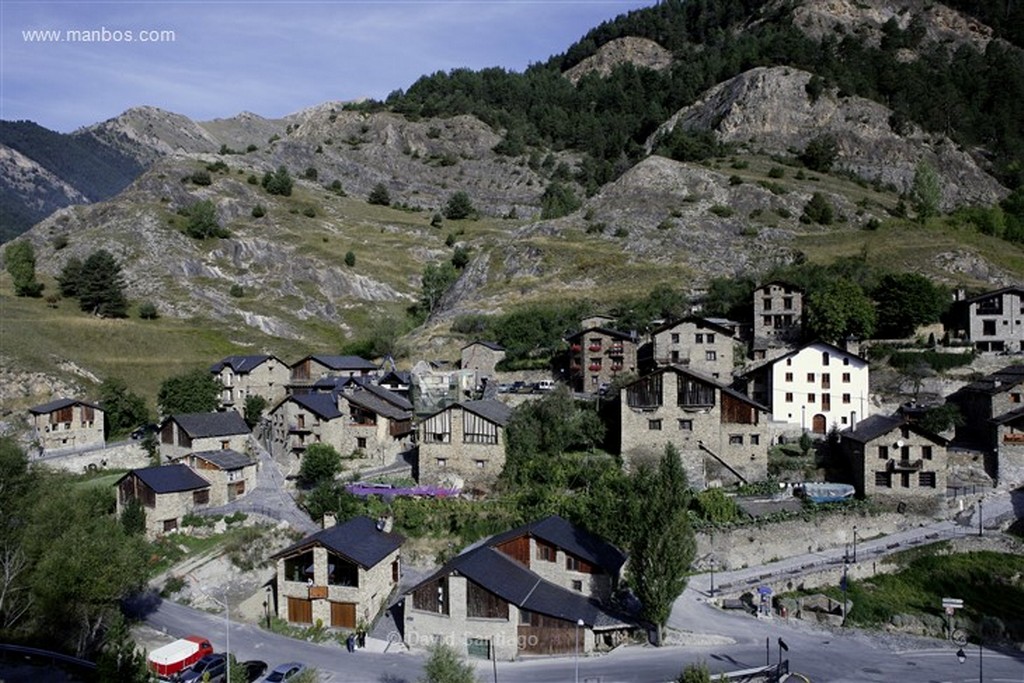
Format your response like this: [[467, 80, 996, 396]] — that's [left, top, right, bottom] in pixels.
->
[[345, 482, 460, 499]]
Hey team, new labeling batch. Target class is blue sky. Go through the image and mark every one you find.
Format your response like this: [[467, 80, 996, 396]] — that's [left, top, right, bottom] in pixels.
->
[[2, 0, 654, 132]]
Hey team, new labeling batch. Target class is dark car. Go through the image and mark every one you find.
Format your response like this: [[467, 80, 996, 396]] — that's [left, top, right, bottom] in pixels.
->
[[262, 662, 306, 682], [180, 653, 226, 683], [242, 660, 268, 682]]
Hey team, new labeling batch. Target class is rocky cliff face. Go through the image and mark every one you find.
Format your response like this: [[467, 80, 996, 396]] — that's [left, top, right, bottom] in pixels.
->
[[650, 66, 1006, 209], [564, 36, 673, 84]]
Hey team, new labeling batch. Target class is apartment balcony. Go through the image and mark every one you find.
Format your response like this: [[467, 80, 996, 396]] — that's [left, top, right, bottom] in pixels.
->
[[608, 345, 624, 355], [588, 344, 603, 352], [289, 423, 312, 433], [588, 363, 602, 372]]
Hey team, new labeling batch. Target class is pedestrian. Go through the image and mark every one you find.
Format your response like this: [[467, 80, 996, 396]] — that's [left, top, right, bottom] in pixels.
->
[[346, 633, 355, 653], [358, 629, 366, 648]]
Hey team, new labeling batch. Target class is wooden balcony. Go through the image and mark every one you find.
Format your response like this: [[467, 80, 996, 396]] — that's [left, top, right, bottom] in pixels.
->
[[889, 458, 923, 472]]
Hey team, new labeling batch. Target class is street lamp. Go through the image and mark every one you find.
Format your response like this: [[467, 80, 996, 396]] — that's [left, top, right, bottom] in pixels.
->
[[264, 585, 273, 630], [574, 618, 584, 683], [978, 500, 984, 537], [852, 525, 858, 564], [709, 555, 716, 598]]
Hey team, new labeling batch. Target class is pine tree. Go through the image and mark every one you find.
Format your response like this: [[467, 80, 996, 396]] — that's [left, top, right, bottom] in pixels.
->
[[367, 182, 391, 206], [78, 249, 127, 318], [443, 191, 475, 220], [58, 257, 83, 297]]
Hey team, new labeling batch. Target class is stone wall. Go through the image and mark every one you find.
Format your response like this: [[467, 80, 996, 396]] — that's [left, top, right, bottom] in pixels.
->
[[693, 510, 937, 572], [525, 537, 613, 603], [33, 440, 149, 473]]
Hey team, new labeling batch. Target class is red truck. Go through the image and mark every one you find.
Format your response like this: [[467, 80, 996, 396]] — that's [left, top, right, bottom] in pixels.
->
[[147, 635, 214, 680]]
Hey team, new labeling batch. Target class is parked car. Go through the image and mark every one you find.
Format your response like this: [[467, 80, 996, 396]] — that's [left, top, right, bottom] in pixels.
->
[[536, 379, 556, 392], [146, 635, 214, 680], [179, 653, 226, 683], [242, 660, 268, 682], [262, 662, 306, 682]]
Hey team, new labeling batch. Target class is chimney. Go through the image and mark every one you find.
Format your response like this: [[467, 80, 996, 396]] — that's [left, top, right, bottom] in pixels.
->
[[376, 514, 393, 533], [322, 513, 336, 529]]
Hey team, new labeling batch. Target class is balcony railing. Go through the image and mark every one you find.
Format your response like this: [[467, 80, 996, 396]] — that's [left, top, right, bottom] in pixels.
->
[[588, 344, 602, 352], [889, 458, 923, 472]]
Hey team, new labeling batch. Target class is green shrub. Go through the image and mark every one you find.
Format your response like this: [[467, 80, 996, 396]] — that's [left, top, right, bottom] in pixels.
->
[[251, 204, 266, 218], [302, 206, 316, 218], [709, 204, 734, 218], [138, 301, 159, 320], [801, 192, 835, 225], [729, 175, 743, 186], [768, 166, 785, 179], [613, 226, 629, 238], [344, 251, 356, 267], [229, 284, 244, 298], [190, 170, 212, 186]]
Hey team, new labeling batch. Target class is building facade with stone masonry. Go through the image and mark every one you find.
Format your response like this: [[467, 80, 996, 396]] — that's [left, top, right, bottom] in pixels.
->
[[460, 341, 506, 383], [28, 398, 105, 454], [739, 341, 870, 435], [158, 411, 251, 461], [565, 326, 640, 393], [620, 366, 771, 488], [403, 515, 634, 661], [946, 364, 1024, 484], [171, 449, 257, 506], [752, 280, 804, 347], [272, 515, 403, 630], [950, 286, 1024, 353], [647, 316, 736, 380], [210, 354, 290, 413], [115, 464, 212, 538], [840, 414, 948, 498], [418, 399, 512, 492], [289, 355, 378, 389], [335, 385, 414, 465], [268, 393, 344, 460]]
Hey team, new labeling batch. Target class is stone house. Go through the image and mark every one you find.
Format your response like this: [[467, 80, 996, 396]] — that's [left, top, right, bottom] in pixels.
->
[[377, 370, 412, 402], [946, 364, 1024, 484], [209, 354, 289, 413], [268, 393, 344, 459], [271, 515, 403, 629], [115, 464, 212, 538], [840, 414, 948, 498], [403, 515, 634, 661], [647, 316, 736, 379], [460, 341, 506, 383], [28, 398, 105, 454], [417, 399, 512, 492], [620, 366, 770, 488], [289, 355, 378, 388], [565, 326, 639, 393], [158, 411, 251, 461], [172, 449, 257, 506], [739, 341, 870, 435], [949, 286, 1024, 353], [752, 280, 804, 349]]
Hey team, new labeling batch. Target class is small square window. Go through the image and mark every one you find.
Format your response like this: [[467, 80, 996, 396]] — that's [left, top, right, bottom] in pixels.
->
[[705, 350, 717, 361], [750, 434, 760, 445], [678, 419, 693, 431], [436, 458, 448, 467], [356, 437, 367, 449], [671, 333, 680, 343], [695, 333, 704, 344], [707, 334, 715, 344], [475, 460, 486, 469], [572, 580, 583, 592], [842, 373, 851, 382], [785, 372, 794, 382], [648, 419, 662, 431], [785, 392, 794, 402], [807, 373, 815, 382], [729, 434, 743, 445]]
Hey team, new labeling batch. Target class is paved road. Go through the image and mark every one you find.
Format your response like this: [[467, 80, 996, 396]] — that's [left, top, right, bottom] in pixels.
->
[[145, 491, 1024, 682]]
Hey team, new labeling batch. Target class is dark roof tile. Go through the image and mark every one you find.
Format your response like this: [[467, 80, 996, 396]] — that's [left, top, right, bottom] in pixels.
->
[[167, 412, 250, 438], [271, 516, 404, 569], [118, 464, 209, 494]]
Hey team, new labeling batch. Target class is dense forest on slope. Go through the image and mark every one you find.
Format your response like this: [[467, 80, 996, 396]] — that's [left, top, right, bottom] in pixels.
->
[[359, 0, 1024, 192]]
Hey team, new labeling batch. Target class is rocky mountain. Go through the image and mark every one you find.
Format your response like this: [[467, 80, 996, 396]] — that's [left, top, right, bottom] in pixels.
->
[[3, 0, 1024, 399], [649, 66, 1007, 209], [563, 36, 673, 84]]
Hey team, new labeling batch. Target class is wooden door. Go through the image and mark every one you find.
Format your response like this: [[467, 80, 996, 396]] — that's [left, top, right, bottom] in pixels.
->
[[287, 597, 313, 624], [330, 601, 356, 628], [812, 414, 826, 434]]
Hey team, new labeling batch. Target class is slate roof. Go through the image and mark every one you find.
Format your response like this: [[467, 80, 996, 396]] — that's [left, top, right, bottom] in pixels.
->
[[622, 365, 770, 413], [990, 406, 1024, 425], [188, 449, 255, 470], [167, 411, 250, 438], [378, 370, 411, 386], [650, 316, 736, 337], [344, 388, 412, 421], [461, 399, 513, 427], [271, 516, 404, 569], [286, 393, 342, 420], [486, 515, 627, 576], [756, 280, 804, 293], [841, 413, 947, 446], [953, 365, 1024, 396], [118, 464, 209, 494], [361, 383, 413, 411], [566, 327, 637, 343], [461, 340, 505, 352], [28, 397, 101, 414], [421, 545, 632, 629], [295, 355, 378, 372], [209, 354, 277, 374], [961, 286, 1024, 304]]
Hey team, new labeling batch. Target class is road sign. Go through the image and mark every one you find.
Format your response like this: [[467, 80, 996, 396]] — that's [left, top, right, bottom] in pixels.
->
[[942, 597, 964, 608]]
